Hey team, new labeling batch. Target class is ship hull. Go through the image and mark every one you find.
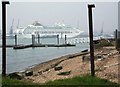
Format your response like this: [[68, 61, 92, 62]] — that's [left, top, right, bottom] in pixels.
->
[[18, 32, 83, 39], [15, 22, 84, 38]]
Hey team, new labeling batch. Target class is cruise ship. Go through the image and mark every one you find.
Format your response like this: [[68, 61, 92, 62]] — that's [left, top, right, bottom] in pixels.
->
[[16, 21, 84, 38]]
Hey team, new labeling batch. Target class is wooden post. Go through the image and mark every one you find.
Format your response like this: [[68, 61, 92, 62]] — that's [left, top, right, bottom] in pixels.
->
[[88, 4, 95, 77], [15, 34, 17, 46], [118, 31, 120, 50], [115, 29, 118, 50], [2, 1, 10, 76], [32, 35, 35, 45], [38, 34, 40, 44], [57, 35, 59, 45], [65, 35, 67, 45]]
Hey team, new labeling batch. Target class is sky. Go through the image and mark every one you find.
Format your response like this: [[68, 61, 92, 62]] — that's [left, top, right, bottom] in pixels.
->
[[0, 0, 118, 34]]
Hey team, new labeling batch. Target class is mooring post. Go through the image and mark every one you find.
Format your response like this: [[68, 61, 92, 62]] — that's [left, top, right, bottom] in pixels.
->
[[15, 34, 17, 46], [115, 29, 118, 50], [32, 35, 35, 45], [57, 35, 59, 45], [38, 34, 40, 44], [118, 31, 120, 50], [2, 1, 10, 76], [88, 4, 95, 77], [65, 35, 67, 45]]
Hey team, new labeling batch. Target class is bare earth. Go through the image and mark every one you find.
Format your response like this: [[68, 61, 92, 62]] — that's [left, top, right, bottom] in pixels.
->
[[22, 46, 120, 84]]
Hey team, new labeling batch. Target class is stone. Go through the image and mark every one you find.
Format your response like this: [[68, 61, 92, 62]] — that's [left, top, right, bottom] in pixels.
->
[[54, 66, 63, 71], [57, 71, 71, 75], [38, 71, 42, 75], [8, 72, 23, 80], [97, 55, 102, 59], [82, 55, 90, 62], [81, 49, 88, 53], [82, 55, 85, 62], [25, 71, 33, 76]]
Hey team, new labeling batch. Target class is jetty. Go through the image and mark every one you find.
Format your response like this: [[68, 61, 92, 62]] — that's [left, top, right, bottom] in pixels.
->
[[0, 43, 74, 49], [0, 44, 75, 49], [13, 44, 75, 49]]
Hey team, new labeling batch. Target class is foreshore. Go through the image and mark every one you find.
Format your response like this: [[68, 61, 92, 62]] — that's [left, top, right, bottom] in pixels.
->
[[14, 46, 119, 84]]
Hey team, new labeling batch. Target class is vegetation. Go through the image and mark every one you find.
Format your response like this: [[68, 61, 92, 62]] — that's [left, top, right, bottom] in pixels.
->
[[2, 76, 40, 87], [1, 75, 120, 87], [57, 71, 71, 75], [94, 39, 115, 49], [46, 75, 118, 86], [99, 39, 114, 46]]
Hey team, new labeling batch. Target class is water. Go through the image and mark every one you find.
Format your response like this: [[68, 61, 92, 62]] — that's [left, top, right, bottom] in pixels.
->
[[0, 37, 89, 74]]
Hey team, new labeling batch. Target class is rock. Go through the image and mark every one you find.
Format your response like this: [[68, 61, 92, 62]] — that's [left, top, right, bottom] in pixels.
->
[[82, 55, 85, 62], [97, 58, 102, 61], [82, 55, 90, 62], [25, 71, 33, 76], [97, 55, 102, 59], [81, 49, 88, 53], [54, 66, 63, 71], [38, 71, 42, 75], [102, 53, 107, 55], [57, 71, 71, 75], [43, 68, 49, 72], [8, 72, 23, 80]]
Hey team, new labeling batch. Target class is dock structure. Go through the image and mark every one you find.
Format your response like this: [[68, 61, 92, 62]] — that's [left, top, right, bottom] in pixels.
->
[[11, 34, 76, 49], [13, 44, 75, 49]]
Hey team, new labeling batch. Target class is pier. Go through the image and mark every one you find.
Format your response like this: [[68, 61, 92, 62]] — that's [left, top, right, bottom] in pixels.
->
[[13, 44, 75, 49], [0, 43, 75, 49], [0, 34, 92, 50], [0, 36, 106, 49], [0, 35, 113, 50]]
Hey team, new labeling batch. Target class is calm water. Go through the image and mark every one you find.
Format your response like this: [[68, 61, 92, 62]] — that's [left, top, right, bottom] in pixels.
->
[[0, 37, 89, 74]]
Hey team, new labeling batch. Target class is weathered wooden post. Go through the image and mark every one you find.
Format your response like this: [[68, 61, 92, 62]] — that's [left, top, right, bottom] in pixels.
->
[[118, 31, 120, 50], [32, 35, 35, 45], [65, 35, 67, 45], [15, 34, 17, 46], [2, 0, 10, 76], [115, 29, 118, 50], [57, 34, 59, 45], [38, 34, 40, 44], [88, 4, 95, 77]]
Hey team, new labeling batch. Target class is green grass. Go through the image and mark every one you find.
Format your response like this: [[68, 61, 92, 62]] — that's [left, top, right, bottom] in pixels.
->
[[1, 75, 120, 87], [46, 75, 118, 86], [2, 76, 40, 87]]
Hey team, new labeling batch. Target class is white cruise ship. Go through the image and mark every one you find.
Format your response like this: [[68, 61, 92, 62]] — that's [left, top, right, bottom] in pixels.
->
[[16, 21, 84, 38]]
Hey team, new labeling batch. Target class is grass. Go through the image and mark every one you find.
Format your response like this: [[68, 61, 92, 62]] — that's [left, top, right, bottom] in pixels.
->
[[46, 75, 118, 86], [2, 76, 40, 87], [1, 75, 120, 87]]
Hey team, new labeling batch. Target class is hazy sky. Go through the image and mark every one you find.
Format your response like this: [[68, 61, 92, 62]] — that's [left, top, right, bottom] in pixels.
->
[[0, 1, 118, 34]]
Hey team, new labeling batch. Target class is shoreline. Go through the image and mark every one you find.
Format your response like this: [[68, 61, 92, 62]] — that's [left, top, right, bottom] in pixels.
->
[[9, 46, 119, 84], [25, 49, 89, 74]]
